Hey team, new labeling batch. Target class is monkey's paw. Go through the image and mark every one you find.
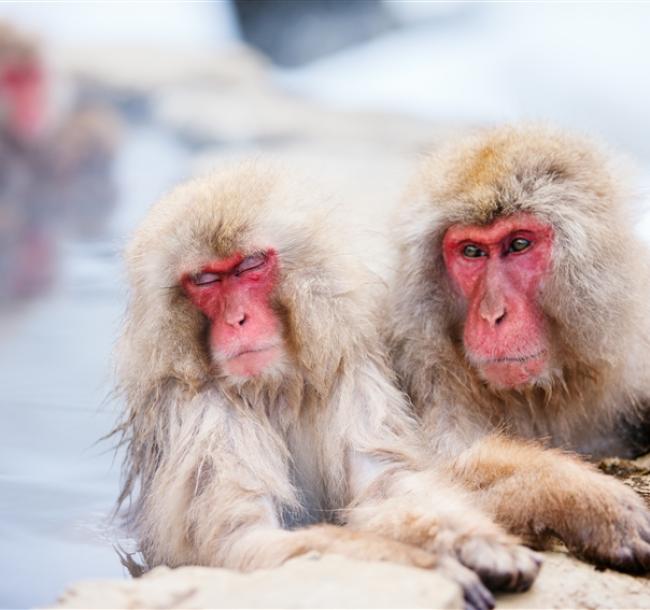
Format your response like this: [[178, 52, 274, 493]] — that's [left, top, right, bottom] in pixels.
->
[[454, 536, 542, 593], [567, 483, 650, 573], [438, 556, 495, 610]]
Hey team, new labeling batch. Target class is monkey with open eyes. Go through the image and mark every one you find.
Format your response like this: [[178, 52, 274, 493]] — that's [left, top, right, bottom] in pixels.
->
[[387, 125, 650, 572], [114, 162, 542, 610]]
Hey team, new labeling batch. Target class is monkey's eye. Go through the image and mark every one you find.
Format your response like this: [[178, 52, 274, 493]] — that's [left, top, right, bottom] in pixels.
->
[[508, 238, 531, 253], [462, 244, 486, 258], [235, 253, 266, 276], [192, 272, 222, 286]]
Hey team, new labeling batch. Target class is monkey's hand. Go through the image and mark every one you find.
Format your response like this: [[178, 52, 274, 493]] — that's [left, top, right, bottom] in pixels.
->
[[348, 496, 541, 596], [558, 471, 650, 573], [454, 436, 650, 573], [283, 525, 495, 610], [357, 505, 541, 597], [346, 463, 541, 597], [432, 514, 543, 593]]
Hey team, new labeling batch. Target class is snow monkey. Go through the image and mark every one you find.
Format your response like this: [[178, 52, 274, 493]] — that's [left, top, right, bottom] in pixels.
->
[[0, 21, 45, 142], [114, 163, 542, 610], [388, 124, 650, 573]]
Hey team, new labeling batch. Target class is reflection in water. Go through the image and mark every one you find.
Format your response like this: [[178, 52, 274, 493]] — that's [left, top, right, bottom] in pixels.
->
[[0, 124, 191, 608], [0, 20, 120, 308]]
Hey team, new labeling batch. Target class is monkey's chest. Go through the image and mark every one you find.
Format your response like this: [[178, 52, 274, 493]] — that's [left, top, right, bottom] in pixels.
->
[[284, 428, 342, 527], [505, 402, 636, 458]]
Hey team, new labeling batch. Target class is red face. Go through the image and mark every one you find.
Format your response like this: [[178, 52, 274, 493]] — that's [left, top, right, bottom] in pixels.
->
[[0, 60, 45, 140], [442, 213, 554, 389], [182, 249, 284, 379]]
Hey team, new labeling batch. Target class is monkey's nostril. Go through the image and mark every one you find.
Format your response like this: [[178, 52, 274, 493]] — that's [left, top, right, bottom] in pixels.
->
[[495, 312, 506, 325], [238, 315, 247, 326]]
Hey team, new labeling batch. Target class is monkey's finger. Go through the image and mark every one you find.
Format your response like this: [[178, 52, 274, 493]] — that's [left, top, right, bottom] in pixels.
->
[[459, 571, 495, 610], [512, 548, 543, 592], [438, 558, 495, 610], [456, 538, 541, 593], [464, 579, 495, 610], [632, 539, 650, 572]]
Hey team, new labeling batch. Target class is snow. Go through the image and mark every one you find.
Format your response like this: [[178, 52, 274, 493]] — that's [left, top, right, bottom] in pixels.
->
[[0, 1, 239, 50], [278, 3, 650, 161]]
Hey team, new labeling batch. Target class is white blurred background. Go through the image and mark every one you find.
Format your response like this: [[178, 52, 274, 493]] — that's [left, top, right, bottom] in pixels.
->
[[1, 2, 649, 607]]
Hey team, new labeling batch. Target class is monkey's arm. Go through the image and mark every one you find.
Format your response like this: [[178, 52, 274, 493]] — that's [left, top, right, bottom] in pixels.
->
[[132, 391, 439, 572], [453, 434, 650, 572], [337, 365, 541, 594]]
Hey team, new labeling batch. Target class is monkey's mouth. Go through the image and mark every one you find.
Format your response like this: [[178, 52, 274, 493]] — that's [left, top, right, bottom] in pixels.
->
[[481, 350, 546, 365], [220, 344, 282, 378], [227, 344, 280, 360], [475, 350, 548, 388]]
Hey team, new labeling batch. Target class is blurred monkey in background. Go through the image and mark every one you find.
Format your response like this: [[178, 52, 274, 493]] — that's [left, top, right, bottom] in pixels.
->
[[0, 21, 119, 303]]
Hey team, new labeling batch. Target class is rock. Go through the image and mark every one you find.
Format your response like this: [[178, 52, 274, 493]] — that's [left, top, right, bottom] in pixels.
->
[[599, 453, 650, 505], [50, 550, 650, 610], [497, 551, 650, 609], [52, 553, 462, 609]]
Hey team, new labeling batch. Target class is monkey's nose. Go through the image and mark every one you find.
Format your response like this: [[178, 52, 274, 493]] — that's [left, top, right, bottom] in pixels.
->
[[484, 309, 507, 326], [479, 301, 507, 326], [225, 307, 247, 327], [478, 287, 507, 327]]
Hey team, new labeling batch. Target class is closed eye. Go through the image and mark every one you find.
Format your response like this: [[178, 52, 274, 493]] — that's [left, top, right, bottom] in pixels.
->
[[235, 253, 267, 275], [192, 271, 222, 286]]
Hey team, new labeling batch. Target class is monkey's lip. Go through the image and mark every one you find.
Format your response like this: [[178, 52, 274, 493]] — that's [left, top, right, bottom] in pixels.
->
[[222, 344, 282, 378], [477, 350, 546, 365], [477, 350, 548, 388], [226, 344, 280, 360]]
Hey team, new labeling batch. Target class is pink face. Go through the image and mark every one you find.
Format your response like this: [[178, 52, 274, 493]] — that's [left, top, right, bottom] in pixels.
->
[[442, 213, 554, 389], [182, 250, 284, 378], [1, 60, 45, 140]]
